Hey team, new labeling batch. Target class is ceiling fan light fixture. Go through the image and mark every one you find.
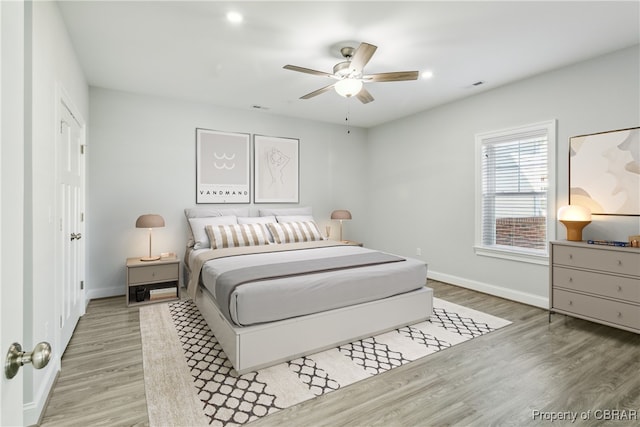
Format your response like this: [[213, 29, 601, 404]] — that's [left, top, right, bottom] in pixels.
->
[[335, 78, 363, 97]]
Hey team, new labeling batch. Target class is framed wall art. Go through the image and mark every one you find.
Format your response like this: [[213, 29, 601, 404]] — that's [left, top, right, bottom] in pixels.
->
[[254, 135, 299, 203], [196, 128, 250, 204], [569, 126, 639, 216]]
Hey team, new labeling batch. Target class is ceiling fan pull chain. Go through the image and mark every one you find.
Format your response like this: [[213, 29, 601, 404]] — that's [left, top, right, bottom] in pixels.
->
[[345, 99, 351, 134]]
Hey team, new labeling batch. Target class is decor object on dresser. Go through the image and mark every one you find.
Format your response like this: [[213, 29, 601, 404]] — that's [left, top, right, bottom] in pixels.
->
[[136, 214, 165, 261], [569, 127, 639, 216], [557, 205, 591, 241], [549, 240, 639, 334], [196, 128, 251, 204], [254, 134, 299, 203], [330, 209, 352, 241], [126, 257, 180, 306]]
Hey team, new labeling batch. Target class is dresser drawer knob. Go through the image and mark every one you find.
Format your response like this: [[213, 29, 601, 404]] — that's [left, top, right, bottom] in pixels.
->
[[569, 254, 573, 260], [618, 286, 623, 292], [569, 300, 573, 306], [617, 260, 622, 266], [569, 277, 573, 282], [617, 312, 623, 318]]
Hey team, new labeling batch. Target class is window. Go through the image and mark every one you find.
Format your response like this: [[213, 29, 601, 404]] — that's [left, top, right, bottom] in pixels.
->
[[475, 120, 556, 264]]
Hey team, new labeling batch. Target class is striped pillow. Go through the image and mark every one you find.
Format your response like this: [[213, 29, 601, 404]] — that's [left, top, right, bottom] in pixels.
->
[[267, 221, 324, 244], [205, 223, 271, 249]]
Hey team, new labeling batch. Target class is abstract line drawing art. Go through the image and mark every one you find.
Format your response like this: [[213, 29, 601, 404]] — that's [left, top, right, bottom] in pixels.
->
[[196, 128, 250, 204], [254, 135, 299, 203], [569, 127, 639, 216]]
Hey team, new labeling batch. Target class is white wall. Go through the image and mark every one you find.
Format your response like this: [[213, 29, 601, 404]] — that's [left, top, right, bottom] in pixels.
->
[[86, 89, 367, 299], [365, 46, 640, 307], [27, 2, 89, 424]]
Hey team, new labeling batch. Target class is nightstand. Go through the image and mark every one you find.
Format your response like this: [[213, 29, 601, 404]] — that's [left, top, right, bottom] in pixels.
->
[[126, 257, 180, 306]]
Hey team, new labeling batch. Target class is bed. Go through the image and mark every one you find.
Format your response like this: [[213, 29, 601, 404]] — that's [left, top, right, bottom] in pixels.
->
[[183, 207, 433, 374]]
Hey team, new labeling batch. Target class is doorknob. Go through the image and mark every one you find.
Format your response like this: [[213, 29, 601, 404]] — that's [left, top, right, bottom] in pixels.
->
[[70, 232, 82, 241], [4, 341, 52, 379]]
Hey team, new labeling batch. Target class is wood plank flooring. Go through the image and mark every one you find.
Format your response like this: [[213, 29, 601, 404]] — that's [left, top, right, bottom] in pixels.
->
[[39, 281, 640, 426]]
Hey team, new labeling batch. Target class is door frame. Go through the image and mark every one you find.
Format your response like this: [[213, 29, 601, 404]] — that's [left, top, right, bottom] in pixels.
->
[[55, 84, 87, 359]]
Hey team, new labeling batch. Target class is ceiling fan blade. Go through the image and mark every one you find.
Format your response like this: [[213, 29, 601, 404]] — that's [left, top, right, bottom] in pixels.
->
[[349, 42, 377, 73], [356, 87, 374, 104], [364, 71, 420, 82], [284, 64, 333, 78], [300, 83, 336, 99]]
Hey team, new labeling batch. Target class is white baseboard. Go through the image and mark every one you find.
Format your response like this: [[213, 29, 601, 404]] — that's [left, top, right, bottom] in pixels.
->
[[428, 270, 548, 309], [86, 287, 124, 305], [23, 359, 60, 426]]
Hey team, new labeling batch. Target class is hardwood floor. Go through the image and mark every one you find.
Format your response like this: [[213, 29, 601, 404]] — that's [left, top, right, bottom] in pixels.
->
[[39, 281, 640, 426]]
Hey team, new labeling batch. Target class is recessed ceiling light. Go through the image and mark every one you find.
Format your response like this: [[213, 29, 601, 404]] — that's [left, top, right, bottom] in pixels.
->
[[421, 70, 434, 79], [226, 11, 243, 23]]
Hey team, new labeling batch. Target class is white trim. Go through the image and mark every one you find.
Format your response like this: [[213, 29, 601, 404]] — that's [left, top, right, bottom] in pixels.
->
[[474, 119, 557, 264], [428, 270, 548, 309], [86, 287, 124, 302], [23, 359, 59, 426], [473, 245, 549, 266]]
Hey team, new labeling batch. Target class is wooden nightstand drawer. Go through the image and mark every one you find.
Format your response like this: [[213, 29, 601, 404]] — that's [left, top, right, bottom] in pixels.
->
[[552, 245, 640, 276], [553, 289, 640, 330], [128, 263, 178, 285], [553, 266, 640, 303]]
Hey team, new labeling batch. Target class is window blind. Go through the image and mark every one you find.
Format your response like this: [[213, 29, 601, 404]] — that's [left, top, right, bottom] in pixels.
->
[[481, 130, 548, 251]]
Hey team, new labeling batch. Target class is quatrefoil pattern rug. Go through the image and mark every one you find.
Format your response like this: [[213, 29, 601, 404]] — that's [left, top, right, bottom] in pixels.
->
[[141, 297, 511, 427]]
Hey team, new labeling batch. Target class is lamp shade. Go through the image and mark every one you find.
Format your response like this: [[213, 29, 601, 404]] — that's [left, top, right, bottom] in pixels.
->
[[331, 210, 352, 220], [136, 214, 165, 229], [335, 79, 363, 97], [557, 205, 591, 222]]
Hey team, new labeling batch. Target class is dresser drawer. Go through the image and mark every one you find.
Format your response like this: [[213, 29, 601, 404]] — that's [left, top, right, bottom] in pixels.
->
[[553, 289, 640, 330], [552, 245, 640, 276], [553, 267, 640, 303], [128, 263, 179, 284]]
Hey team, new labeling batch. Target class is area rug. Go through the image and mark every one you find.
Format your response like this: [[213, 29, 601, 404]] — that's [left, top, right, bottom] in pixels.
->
[[140, 297, 511, 427]]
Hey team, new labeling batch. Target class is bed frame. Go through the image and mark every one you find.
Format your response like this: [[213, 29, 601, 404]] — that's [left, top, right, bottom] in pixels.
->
[[194, 284, 433, 374]]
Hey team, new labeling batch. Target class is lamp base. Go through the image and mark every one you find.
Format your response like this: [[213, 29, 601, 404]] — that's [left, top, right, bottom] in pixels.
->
[[140, 256, 161, 262], [560, 220, 591, 241]]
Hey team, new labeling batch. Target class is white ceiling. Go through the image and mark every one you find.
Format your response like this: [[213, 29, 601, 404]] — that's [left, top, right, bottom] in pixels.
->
[[57, 1, 640, 128]]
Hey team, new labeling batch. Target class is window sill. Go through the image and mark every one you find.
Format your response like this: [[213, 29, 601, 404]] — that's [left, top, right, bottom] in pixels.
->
[[474, 245, 548, 265]]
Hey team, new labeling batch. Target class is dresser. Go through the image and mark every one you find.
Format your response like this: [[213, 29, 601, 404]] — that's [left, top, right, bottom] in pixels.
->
[[549, 240, 639, 333]]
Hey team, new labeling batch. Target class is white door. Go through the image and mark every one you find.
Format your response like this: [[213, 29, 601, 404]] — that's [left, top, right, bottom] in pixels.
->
[[1, 1, 25, 424], [58, 100, 85, 353]]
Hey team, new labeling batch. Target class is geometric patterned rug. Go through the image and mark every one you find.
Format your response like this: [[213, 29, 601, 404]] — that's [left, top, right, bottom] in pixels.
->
[[141, 298, 511, 427]]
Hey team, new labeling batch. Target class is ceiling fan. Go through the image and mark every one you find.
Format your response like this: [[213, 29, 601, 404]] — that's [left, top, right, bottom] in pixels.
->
[[283, 42, 419, 104]]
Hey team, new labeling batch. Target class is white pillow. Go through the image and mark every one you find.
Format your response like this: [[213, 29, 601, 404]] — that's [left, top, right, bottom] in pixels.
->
[[258, 206, 312, 217], [267, 221, 324, 244], [237, 215, 276, 224], [206, 223, 271, 249], [276, 215, 315, 223], [238, 216, 277, 242], [184, 207, 250, 247], [188, 216, 238, 249]]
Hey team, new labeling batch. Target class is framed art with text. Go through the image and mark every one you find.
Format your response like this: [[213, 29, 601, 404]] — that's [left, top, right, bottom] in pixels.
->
[[196, 128, 250, 204], [569, 127, 639, 215], [254, 135, 299, 203]]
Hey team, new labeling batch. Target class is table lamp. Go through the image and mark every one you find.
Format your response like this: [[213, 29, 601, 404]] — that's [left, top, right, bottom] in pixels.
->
[[136, 214, 165, 261], [558, 205, 591, 241], [331, 210, 352, 241]]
